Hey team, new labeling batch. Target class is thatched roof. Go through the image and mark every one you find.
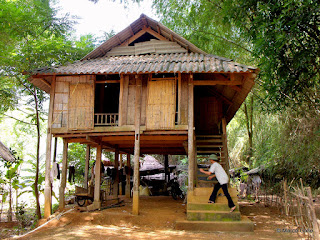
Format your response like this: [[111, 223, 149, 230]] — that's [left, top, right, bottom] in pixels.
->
[[0, 140, 15, 162]]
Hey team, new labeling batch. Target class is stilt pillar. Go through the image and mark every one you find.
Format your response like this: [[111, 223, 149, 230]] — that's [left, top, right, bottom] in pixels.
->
[[164, 155, 169, 183], [126, 154, 131, 198], [59, 139, 68, 210], [132, 75, 142, 215], [44, 76, 56, 218], [84, 145, 90, 189], [114, 147, 119, 196], [93, 145, 102, 209]]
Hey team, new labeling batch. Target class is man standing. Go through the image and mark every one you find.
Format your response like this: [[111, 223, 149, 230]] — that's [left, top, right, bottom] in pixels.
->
[[200, 154, 236, 212]]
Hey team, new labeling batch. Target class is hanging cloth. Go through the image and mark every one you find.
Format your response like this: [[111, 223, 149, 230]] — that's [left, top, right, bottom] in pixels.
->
[[68, 166, 75, 184]]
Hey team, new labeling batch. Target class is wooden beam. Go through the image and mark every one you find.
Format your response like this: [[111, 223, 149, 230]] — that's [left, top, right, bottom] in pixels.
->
[[193, 80, 242, 86], [59, 139, 68, 211], [156, 24, 161, 34], [121, 29, 147, 46], [228, 85, 242, 92], [96, 80, 120, 84], [129, 25, 135, 36], [143, 26, 169, 41], [206, 87, 233, 105]]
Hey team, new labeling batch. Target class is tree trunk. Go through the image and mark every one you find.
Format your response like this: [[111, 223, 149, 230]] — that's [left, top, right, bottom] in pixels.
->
[[34, 88, 41, 220], [8, 182, 12, 222], [243, 95, 254, 163]]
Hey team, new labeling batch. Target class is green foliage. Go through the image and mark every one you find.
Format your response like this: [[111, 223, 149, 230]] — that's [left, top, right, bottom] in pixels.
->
[[223, 0, 320, 108], [66, 143, 95, 184], [153, 0, 252, 64]]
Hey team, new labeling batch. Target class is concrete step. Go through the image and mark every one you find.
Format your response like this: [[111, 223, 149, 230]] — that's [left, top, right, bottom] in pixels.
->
[[188, 195, 238, 204], [187, 202, 239, 212], [175, 216, 254, 232], [193, 187, 238, 196], [187, 210, 241, 221]]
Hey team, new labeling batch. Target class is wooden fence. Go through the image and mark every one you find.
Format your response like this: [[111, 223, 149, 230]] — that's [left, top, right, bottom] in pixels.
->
[[94, 113, 119, 126], [258, 178, 319, 239]]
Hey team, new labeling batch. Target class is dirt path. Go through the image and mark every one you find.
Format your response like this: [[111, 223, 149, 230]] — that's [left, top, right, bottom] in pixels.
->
[[3, 196, 307, 240]]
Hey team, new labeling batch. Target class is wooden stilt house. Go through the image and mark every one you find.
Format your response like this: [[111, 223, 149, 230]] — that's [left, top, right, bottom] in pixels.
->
[[28, 14, 257, 230]]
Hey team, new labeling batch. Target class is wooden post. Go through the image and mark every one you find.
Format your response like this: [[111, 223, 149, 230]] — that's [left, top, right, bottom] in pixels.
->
[[178, 73, 182, 125], [221, 118, 229, 174], [114, 147, 119, 196], [164, 155, 169, 183], [188, 74, 195, 192], [59, 139, 68, 210], [126, 154, 131, 198], [50, 137, 58, 214], [119, 154, 123, 195], [283, 179, 288, 216], [306, 187, 320, 240], [132, 75, 142, 215], [44, 76, 56, 219], [93, 145, 102, 208], [84, 145, 90, 189]]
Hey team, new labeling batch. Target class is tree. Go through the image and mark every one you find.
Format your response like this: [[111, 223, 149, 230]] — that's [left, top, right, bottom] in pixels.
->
[[0, 0, 97, 220]]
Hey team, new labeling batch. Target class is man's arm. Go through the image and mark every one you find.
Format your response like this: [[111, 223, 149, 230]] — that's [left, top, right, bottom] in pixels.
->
[[200, 168, 212, 176]]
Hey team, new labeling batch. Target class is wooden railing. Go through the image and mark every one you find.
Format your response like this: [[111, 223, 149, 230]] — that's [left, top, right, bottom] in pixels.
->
[[94, 113, 119, 126]]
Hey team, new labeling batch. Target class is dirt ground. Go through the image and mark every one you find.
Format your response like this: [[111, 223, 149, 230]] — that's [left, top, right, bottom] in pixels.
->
[[1, 196, 310, 240]]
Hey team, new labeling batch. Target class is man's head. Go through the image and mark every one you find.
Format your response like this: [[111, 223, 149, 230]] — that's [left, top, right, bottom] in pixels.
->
[[208, 154, 219, 163]]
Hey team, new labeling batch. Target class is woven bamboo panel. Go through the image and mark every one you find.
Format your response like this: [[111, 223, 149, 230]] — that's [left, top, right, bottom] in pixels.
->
[[68, 82, 94, 130], [146, 79, 176, 129], [52, 79, 69, 128]]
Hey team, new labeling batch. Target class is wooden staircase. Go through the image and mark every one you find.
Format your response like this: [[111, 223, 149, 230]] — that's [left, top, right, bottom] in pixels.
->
[[175, 134, 254, 232]]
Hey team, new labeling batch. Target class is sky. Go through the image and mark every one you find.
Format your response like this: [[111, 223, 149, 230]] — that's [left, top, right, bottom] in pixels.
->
[[54, 0, 159, 38]]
